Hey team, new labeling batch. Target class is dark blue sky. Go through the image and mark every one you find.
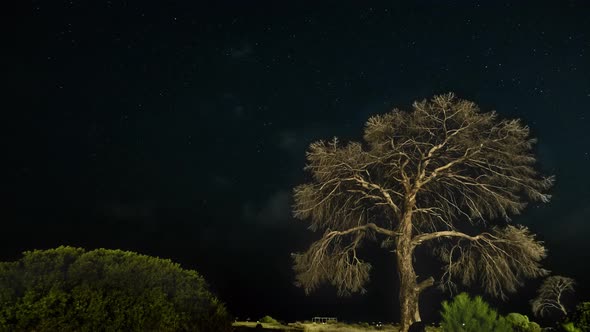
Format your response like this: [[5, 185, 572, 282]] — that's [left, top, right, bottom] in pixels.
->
[[7, 0, 590, 323]]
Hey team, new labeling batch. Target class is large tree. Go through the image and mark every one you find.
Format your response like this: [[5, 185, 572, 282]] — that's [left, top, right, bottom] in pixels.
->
[[292, 93, 553, 332]]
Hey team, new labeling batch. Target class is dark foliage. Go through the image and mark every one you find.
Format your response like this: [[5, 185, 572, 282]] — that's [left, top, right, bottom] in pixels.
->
[[0, 246, 231, 331], [506, 313, 541, 332], [571, 302, 590, 332]]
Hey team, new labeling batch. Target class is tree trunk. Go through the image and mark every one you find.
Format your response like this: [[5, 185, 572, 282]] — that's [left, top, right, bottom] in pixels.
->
[[396, 199, 434, 332], [397, 247, 420, 332]]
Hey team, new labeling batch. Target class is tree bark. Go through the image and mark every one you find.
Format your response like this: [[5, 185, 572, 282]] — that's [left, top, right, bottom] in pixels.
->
[[396, 248, 435, 332], [396, 198, 435, 332], [397, 247, 420, 332], [396, 202, 419, 332]]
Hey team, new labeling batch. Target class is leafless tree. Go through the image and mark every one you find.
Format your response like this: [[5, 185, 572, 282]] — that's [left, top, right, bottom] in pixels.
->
[[292, 93, 553, 332], [531, 276, 575, 318]]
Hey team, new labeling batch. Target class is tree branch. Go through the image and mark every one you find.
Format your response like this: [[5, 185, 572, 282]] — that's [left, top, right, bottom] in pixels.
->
[[326, 222, 401, 239], [434, 225, 548, 299], [346, 176, 403, 216], [416, 276, 435, 292], [411, 230, 480, 247]]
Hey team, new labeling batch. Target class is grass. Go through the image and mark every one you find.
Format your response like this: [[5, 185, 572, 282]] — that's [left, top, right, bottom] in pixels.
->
[[233, 321, 443, 331]]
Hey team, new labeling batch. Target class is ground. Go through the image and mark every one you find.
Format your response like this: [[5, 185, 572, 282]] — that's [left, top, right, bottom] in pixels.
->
[[232, 321, 443, 331]]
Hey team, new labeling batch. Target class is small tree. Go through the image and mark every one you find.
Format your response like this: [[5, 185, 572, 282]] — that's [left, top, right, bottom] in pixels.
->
[[440, 292, 512, 332], [531, 276, 575, 318], [292, 93, 553, 332]]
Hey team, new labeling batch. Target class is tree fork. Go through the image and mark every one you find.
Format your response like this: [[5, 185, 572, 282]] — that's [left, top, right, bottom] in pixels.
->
[[396, 248, 435, 330]]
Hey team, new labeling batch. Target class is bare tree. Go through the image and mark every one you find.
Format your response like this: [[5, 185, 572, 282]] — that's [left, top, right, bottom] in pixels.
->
[[292, 93, 553, 332], [531, 276, 576, 318]]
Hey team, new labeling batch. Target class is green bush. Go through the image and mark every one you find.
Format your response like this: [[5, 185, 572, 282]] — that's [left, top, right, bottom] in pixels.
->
[[0, 246, 232, 332], [563, 322, 582, 332], [571, 302, 590, 332], [528, 321, 541, 332], [506, 313, 541, 332], [259, 315, 280, 324], [440, 292, 512, 332]]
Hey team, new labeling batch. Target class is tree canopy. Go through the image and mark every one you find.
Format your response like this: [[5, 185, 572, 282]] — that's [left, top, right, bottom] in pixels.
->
[[0, 246, 231, 332]]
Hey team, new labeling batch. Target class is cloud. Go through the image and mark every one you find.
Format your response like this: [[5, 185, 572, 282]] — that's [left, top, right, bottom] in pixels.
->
[[226, 41, 254, 59], [278, 130, 298, 150], [242, 189, 293, 227]]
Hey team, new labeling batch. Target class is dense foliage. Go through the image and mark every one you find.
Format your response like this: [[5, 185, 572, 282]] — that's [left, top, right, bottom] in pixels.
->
[[570, 302, 590, 332], [505, 313, 541, 332], [562, 322, 583, 332], [440, 292, 512, 332], [0, 246, 231, 331]]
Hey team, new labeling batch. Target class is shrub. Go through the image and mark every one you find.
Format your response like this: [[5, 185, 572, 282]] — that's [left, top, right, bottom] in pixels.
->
[[259, 315, 280, 325], [563, 322, 582, 332], [529, 322, 541, 332], [0, 246, 232, 332], [440, 292, 512, 332], [506, 313, 541, 332], [571, 302, 590, 332]]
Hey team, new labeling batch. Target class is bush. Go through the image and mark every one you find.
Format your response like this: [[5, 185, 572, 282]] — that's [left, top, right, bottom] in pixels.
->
[[0, 246, 232, 332], [562, 322, 582, 332], [506, 313, 541, 332], [259, 315, 280, 325], [529, 322, 542, 332], [571, 302, 590, 332], [440, 292, 512, 332]]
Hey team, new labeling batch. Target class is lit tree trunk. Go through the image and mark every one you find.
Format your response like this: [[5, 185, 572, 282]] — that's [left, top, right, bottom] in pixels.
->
[[397, 246, 420, 332], [396, 201, 434, 332], [396, 203, 419, 332]]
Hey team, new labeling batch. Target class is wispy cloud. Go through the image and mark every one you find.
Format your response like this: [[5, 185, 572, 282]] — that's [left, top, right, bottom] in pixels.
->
[[242, 189, 292, 227]]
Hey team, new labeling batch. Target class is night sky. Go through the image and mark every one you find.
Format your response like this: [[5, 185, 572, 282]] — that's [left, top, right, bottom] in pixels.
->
[[7, 0, 590, 324]]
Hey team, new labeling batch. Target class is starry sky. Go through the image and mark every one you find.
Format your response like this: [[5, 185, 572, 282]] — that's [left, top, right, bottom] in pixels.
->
[[7, 0, 590, 323]]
